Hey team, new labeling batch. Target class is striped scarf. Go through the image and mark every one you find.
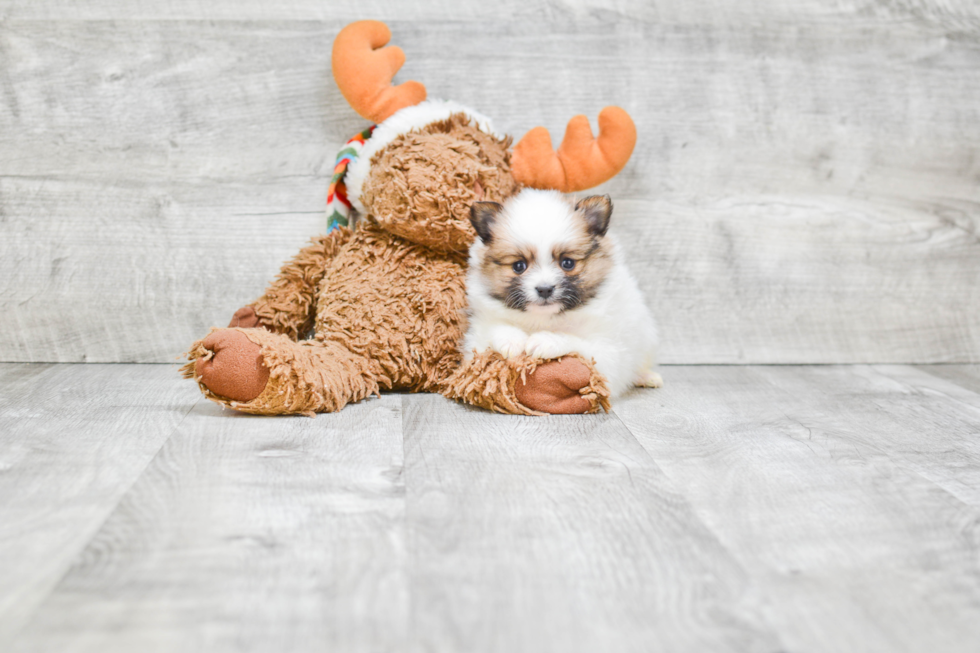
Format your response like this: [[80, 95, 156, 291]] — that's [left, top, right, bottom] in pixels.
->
[[326, 125, 375, 232]]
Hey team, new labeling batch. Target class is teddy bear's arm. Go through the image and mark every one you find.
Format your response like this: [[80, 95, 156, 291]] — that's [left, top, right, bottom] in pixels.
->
[[442, 350, 610, 415], [246, 227, 353, 340]]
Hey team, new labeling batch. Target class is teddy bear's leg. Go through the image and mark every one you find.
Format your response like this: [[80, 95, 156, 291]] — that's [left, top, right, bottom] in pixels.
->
[[441, 351, 610, 416], [225, 228, 354, 340], [182, 327, 380, 416]]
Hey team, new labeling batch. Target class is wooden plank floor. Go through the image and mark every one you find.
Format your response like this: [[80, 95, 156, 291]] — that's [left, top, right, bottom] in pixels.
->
[[2, 363, 979, 652]]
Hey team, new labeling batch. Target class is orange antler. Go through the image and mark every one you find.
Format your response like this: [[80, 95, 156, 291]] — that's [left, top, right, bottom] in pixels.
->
[[510, 107, 637, 192], [331, 21, 427, 124]]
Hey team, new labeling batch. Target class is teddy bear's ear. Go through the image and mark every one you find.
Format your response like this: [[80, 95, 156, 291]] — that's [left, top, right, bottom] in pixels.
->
[[469, 202, 504, 245], [332, 21, 427, 124], [511, 107, 636, 193]]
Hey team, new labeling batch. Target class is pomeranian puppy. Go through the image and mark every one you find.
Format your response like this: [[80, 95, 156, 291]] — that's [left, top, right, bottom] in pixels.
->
[[463, 189, 661, 399]]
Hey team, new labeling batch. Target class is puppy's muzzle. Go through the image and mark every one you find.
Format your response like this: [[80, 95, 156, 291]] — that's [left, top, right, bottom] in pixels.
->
[[535, 285, 555, 300]]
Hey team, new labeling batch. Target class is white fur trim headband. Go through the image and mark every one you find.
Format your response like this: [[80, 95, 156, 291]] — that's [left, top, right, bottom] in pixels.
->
[[344, 99, 498, 215]]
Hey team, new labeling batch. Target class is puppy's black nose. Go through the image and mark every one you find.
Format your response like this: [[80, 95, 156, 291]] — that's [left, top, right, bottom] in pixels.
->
[[535, 285, 555, 299]]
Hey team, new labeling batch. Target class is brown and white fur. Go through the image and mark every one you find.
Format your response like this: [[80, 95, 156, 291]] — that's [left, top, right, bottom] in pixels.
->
[[463, 189, 661, 399]]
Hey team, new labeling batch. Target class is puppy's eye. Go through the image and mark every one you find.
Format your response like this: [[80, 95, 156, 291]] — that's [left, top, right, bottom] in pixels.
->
[[512, 260, 527, 274], [560, 257, 576, 271]]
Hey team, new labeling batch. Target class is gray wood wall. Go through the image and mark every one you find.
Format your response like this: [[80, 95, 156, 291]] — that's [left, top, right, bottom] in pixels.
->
[[1, 1, 978, 364]]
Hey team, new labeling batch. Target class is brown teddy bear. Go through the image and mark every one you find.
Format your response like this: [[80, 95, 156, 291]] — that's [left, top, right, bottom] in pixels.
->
[[182, 20, 636, 416]]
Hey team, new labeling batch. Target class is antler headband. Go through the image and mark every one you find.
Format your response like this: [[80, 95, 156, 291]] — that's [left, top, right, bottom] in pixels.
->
[[331, 21, 636, 192]]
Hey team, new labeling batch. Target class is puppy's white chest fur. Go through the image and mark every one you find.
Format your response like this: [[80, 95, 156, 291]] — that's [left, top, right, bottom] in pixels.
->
[[463, 190, 660, 399]]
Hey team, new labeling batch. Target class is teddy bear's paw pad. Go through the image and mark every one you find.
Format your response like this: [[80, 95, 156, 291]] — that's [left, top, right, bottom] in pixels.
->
[[228, 306, 263, 329], [196, 329, 270, 403], [516, 358, 593, 415], [635, 370, 663, 388]]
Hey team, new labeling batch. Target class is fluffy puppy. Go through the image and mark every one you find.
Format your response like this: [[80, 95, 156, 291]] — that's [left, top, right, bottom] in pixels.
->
[[464, 189, 661, 399]]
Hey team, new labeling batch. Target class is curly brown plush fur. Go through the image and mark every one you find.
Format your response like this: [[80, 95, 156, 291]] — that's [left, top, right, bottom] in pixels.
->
[[363, 117, 516, 254], [183, 113, 610, 416]]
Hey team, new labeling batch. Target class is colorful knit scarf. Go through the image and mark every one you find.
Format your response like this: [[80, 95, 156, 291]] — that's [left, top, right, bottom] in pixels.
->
[[326, 125, 376, 232]]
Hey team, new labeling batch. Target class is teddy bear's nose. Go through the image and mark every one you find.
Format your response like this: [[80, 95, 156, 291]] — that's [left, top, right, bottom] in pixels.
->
[[535, 285, 555, 299]]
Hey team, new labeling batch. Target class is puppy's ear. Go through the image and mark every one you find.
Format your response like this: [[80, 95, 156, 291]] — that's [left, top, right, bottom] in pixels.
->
[[575, 195, 613, 237], [469, 201, 504, 245]]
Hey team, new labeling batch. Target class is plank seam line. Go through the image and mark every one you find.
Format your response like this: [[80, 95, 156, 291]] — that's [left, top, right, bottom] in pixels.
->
[[607, 405, 791, 647], [4, 395, 203, 643]]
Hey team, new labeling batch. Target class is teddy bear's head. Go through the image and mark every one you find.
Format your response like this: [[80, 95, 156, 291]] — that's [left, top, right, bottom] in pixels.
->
[[332, 21, 637, 253], [349, 105, 518, 254]]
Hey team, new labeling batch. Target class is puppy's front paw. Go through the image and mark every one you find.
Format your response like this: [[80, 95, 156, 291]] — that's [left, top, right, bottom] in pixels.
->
[[524, 332, 575, 360], [490, 326, 529, 359], [635, 370, 663, 388]]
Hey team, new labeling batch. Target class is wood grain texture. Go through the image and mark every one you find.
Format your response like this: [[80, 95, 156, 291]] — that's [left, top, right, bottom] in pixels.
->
[[917, 364, 980, 395], [4, 362, 980, 650], [0, 363, 197, 644], [1, 0, 978, 28], [10, 394, 407, 653], [618, 196, 980, 363], [613, 365, 980, 653], [401, 393, 781, 653], [768, 364, 980, 505], [0, 176, 329, 362], [1, 11, 979, 363]]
